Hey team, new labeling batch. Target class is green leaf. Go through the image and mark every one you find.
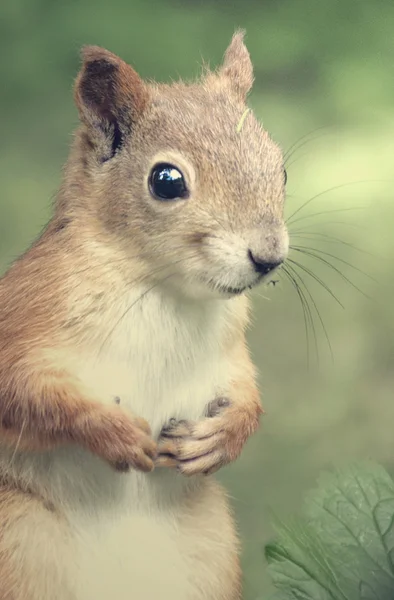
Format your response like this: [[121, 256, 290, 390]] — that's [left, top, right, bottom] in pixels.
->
[[265, 462, 394, 600]]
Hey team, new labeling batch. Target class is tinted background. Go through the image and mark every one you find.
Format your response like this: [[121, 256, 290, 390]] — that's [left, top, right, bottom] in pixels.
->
[[1, 1, 394, 597]]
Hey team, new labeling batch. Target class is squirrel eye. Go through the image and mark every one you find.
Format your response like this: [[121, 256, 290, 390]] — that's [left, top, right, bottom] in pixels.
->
[[284, 169, 288, 185], [149, 163, 188, 201]]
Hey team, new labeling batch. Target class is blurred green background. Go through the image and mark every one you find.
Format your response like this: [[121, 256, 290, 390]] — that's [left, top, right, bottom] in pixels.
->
[[1, 0, 394, 597]]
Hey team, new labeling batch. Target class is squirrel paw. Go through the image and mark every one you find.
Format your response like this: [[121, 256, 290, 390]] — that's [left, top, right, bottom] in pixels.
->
[[156, 397, 252, 476], [78, 406, 157, 473]]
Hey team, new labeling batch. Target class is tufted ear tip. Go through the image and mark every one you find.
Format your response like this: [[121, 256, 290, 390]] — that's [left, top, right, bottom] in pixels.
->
[[227, 29, 247, 51], [79, 45, 118, 64], [74, 45, 149, 128], [218, 30, 254, 100], [73, 45, 149, 160]]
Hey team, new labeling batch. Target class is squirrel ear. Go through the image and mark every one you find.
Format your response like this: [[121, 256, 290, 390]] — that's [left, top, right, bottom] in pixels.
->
[[218, 31, 254, 100], [74, 46, 149, 161]]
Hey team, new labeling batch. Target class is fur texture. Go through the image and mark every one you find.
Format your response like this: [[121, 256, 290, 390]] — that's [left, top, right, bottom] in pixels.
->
[[0, 31, 288, 599]]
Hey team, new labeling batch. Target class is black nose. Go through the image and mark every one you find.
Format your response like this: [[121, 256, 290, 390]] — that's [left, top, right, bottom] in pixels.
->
[[248, 250, 282, 275]]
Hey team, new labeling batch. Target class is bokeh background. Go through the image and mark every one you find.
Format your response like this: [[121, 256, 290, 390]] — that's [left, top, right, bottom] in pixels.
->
[[1, 1, 394, 597]]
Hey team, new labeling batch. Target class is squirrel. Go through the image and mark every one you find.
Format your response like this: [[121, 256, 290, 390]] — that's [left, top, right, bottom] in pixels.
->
[[0, 30, 288, 600]]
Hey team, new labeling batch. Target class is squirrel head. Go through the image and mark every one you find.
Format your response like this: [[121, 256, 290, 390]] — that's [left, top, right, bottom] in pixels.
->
[[72, 31, 288, 299]]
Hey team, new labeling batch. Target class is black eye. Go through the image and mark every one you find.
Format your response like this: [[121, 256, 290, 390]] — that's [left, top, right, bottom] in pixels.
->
[[149, 163, 188, 201], [284, 168, 288, 185]]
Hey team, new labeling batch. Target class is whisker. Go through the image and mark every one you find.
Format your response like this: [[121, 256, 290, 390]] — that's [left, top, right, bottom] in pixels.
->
[[71, 243, 203, 279], [290, 273, 319, 365], [291, 220, 363, 231], [205, 208, 234, 235], [283, 126, 330, 162], [289, 232, 370, 255], [290, 245, 376, 281], [98, 272, 177, 355], [98, 254, 200, 353], [286, 263, 333, 362], [288, 206, 365, 227], [285, 179, 376, 225], [289, 248, 370, 298], [253, 289, 271, 302], [282, 265, 314, 366], [10, 421, 26, 465], [285, 150, 317, 172], [282, 267, 310, 364], [284, 134, 331, 168], [287, 258, 344, 308]]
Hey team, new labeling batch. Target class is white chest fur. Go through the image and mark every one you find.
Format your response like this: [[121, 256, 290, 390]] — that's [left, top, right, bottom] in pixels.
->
[[75, 288, 235, 437], [11, 289, 241, 600]]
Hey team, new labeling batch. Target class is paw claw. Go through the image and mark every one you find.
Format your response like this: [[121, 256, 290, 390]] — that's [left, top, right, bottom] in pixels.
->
[[156, 397, 250, 476], [155, 455, 178, 468], [160, 419, 192, 438], [207, 397, 231, 417], [114, 460, 131, 473]]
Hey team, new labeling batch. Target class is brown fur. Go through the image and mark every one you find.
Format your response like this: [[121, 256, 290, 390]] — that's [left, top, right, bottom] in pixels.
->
[[0, 484, 74, 600], [216, 28, 254, 100], [0, 30, 282, 467], [0, 31, 287, 599], [0, 261, 156, 471]]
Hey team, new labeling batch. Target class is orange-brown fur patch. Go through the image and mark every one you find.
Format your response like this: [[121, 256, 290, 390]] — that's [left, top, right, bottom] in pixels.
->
[[75, 46, 149, 128], [0, 484, 72, 600], [178, 480, 242, 600]]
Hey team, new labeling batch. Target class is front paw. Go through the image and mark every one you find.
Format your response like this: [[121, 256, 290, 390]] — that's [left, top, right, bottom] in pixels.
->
[[79, 406, 157, 473], [155, 397, 260, 476]]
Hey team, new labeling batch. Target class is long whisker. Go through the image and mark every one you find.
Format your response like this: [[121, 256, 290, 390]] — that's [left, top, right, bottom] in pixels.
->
[[282, 266, 312, 365], [286, 263, 333, 362], [284, 265, 319, 364], [290, 245, 376, 281], [283, 126, 330, 161], [289, 248, 370, 298], [285, 150, 317, 172], [288, 206, 365, 227], [282, 265, 318, 366], [291, 220, 363, 231], [285, 179, 377, 224], [289, 232, 370, 255], [287, 258, 344, 308], [284, 133, 331, 168]]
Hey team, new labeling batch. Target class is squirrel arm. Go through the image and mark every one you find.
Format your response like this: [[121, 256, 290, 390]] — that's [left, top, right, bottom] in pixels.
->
[[0, 351, 156, 471], [217, 334, 263, 457]]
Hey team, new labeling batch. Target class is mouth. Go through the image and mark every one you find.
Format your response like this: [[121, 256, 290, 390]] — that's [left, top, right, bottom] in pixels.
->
[[217, 285, 248, 296], [216, 277, 263, 297], [214, 268, 283, 297]]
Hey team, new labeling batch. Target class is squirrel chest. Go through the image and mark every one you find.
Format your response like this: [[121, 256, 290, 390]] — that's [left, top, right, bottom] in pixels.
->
[[72, 288, 236, 437], [49, 290, 239, 600]]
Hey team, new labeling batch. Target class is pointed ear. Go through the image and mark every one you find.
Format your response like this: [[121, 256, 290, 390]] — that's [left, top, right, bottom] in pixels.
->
[[74, 46, 149, 161], [218, 30, 254, 100]]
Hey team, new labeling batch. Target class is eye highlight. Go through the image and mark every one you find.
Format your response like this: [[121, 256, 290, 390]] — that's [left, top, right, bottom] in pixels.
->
[[149, 163, 188, 201]]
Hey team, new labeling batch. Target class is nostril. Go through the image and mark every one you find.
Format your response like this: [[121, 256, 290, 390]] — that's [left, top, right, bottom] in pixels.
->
[[248, 250, 282, 275]]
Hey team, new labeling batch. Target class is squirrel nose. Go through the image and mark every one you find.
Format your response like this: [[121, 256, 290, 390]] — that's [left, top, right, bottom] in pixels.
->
[[248, 250, 283, 275]]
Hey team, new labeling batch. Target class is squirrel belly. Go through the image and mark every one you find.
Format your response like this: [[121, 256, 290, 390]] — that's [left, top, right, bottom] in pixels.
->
[[0, 283, 243, 600]]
